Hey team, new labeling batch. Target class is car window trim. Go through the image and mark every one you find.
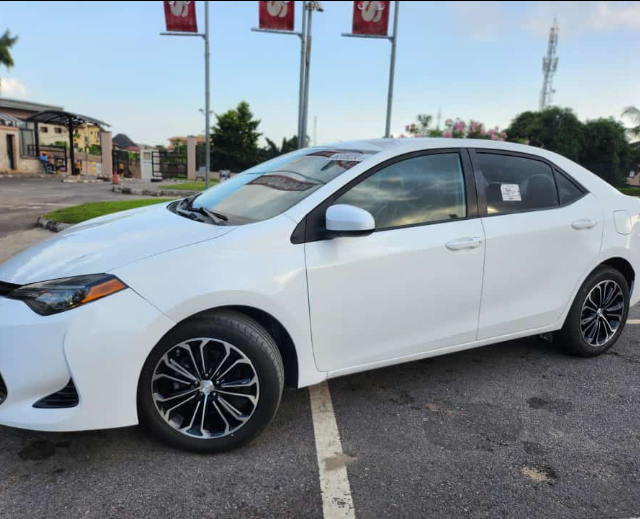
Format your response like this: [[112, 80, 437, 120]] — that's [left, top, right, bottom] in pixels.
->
[[291, 148, 478, 244], [469, 148, 589, 218]]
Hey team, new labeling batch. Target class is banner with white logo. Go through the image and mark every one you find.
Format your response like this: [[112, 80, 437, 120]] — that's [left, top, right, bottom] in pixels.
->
[[352, 1, 390, 36], [164, 1, 198, 33], [259, 1, 295, 31]]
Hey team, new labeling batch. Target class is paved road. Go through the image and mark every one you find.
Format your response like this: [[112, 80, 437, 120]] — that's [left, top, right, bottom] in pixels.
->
[[0, 177, 150, 238], [1, 183, 640, 518]]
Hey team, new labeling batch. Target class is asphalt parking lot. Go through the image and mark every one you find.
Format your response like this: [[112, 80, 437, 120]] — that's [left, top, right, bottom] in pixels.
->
[[0, 177, 151, 238], [1, 180, 640, 518]]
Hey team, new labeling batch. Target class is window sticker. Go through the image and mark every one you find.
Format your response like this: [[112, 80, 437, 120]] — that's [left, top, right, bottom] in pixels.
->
[[329, 152, 367, 162], [500, 183, 521, 202]]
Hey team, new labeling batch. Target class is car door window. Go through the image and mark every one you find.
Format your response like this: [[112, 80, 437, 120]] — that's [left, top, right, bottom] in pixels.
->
[[554, 170, 585, 205], [334, 153, 466, 230], [477, 153, 559, 215]]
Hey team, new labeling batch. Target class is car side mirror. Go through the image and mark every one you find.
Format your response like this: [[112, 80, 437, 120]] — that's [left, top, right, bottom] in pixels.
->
[[325, 204, 375, 237]]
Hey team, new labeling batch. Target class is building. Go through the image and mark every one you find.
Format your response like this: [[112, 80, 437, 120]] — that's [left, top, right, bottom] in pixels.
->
[[168, 135, 205, 150], [0, 97, 65, 154], [0, 97, 107, 175]]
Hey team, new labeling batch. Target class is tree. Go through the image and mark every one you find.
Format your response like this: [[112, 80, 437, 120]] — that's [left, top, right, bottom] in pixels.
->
[[581, 118, 631, 186], [506, 107, 584, 161], [0, 29, 18, 95], [211, 101, 261, 172], [622, 106, 640, 139], [260, 135, 298, 161]]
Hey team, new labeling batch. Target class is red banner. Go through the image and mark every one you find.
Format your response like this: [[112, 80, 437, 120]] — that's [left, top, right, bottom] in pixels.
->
[[164, 1, 198, 33], [353, 1, 390, 36], [259, 1, 295, 31]]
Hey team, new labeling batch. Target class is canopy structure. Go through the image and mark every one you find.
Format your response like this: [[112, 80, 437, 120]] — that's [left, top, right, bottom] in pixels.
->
[[26, 110, 109, 174], [0, 112, 22, 126]]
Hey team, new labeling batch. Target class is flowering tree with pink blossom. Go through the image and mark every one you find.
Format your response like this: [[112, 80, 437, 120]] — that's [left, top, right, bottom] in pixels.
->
[[402, 115, 507, 141]]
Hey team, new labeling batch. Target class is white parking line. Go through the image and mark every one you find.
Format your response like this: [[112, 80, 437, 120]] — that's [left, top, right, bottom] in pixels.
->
[[627, 319, 640, 324], [309, 381, 356, 519]]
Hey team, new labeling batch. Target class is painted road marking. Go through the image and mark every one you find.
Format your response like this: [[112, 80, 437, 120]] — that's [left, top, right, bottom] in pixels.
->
[[627, 319, 640, 324], [309, 381, 356, 519]]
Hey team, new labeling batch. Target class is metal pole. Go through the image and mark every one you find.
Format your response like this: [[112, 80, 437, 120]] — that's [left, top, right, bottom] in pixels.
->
[[204, 0, 211, 189], [301, 5, 312, 148], [297, 2, 307, 149], [385, 1, 399, 138]]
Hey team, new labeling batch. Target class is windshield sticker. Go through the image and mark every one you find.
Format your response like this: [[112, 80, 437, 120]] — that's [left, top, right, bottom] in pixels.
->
[[329, 152, 367, 162], [500, 183, 521, 202], [248, 174, 318, 192]]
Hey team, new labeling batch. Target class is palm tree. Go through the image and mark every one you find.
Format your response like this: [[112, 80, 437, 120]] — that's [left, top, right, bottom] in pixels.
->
[[622, 106, 640, 139], [0, 29, 19, 95]]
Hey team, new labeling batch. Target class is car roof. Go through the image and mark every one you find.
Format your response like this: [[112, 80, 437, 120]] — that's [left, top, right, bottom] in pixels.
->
[[312, 138, 542, 155]]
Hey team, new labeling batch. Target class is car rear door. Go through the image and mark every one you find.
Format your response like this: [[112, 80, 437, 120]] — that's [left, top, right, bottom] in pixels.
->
[[470, 149, 603, 340], [302, 149, 486, 374]]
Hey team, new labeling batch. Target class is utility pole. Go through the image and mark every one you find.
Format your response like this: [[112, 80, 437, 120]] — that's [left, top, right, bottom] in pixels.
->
[[539, 18, 559, 111]]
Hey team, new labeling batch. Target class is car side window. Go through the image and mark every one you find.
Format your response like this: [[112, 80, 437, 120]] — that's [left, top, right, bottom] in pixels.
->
[[554, 170, 584, 205], [477, 153, 559, 215], [334, 153, 466, 230]]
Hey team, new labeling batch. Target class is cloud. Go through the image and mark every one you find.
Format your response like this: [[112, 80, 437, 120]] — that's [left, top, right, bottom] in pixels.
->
[[450, 1, 508, 41], [590, 1, 640, 30], [523, 1, 640, 38], [0, 77, 27, 98]]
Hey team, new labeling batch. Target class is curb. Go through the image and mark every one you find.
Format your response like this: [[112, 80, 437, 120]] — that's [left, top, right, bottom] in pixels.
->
[[36, 216, 71, 233], [112, 185, 197, 197], [0, 173, 52, 179]]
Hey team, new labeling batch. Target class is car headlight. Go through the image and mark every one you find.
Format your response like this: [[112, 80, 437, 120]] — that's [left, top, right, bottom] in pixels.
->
[[7, 274, 127, 316]]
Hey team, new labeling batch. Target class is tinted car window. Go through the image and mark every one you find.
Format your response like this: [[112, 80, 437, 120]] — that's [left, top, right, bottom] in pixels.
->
[[477, 153, 559, 215], [335, 153, 466, 230], [555, 170, 584, 205]]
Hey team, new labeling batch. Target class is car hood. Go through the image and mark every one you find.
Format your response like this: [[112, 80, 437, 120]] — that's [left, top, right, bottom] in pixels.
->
[[0, 202, 234, 285]]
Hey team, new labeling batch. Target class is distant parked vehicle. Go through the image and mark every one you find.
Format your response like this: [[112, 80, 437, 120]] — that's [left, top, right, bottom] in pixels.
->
[[1, 138, 639, 452]]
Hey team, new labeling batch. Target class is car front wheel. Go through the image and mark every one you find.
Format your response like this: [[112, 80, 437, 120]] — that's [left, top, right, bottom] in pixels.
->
[[138, 311, 284, 452], [560, 266, 630, 357]]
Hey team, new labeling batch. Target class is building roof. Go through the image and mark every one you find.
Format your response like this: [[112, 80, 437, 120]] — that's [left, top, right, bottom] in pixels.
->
[[113, 133, 137, 149], [0, 97, 63, 113]]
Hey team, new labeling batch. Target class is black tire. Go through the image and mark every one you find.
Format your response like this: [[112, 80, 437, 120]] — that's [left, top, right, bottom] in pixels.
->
[[559, 267, 630, 357], [138, 310, 284, 453]]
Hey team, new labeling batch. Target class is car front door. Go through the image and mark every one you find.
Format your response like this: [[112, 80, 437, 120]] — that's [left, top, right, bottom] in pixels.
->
[[303, 149, 486, 374], [471, 150, 603, 340]]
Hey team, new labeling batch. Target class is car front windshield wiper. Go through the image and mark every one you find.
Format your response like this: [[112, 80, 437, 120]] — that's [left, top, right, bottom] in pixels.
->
[[192, 205, 229, 224], [180, 195, 229, 224]]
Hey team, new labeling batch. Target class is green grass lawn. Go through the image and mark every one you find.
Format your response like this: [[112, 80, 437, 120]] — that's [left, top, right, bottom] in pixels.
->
[[619, 186, 640, 197], [159, 180, 217, 191], [43, 199, 175, 225]]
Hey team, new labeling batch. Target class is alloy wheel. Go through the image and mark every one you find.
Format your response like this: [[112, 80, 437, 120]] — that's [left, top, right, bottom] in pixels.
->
[[151, 338, 260, 439], [580, 280, 625, 347]]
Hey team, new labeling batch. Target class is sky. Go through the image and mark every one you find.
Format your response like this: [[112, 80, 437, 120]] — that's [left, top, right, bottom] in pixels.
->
[[1, 1, 639, 147]]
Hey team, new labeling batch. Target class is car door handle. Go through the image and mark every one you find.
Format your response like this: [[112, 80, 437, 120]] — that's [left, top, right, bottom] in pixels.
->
[[571, 219, 597, 230], [445, 237, 483, 251]]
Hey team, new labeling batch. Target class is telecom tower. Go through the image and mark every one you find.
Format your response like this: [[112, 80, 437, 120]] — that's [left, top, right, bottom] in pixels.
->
[[539, 18, 559, 111]]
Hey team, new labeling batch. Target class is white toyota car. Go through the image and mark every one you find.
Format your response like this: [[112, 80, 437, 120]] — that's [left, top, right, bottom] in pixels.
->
[[1, 139, 638, 452]]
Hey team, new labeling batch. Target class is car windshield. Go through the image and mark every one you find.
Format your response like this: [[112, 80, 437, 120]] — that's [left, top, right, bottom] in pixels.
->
[[188, 148, 377, 225]]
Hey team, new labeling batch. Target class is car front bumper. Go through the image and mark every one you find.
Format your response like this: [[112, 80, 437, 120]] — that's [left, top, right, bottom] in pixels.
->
[[0, 289, 175, 432]]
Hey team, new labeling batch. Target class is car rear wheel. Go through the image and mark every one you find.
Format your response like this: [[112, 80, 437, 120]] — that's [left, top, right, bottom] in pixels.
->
[[138, 311, 284, 452], [560, 267, 630, 357]]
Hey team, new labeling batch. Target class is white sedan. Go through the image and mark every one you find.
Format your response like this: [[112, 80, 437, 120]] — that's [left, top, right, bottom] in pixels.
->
[[1, 138, 638, 452]]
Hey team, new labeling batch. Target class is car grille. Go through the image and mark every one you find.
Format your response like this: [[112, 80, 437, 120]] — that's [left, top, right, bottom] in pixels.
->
[[0, 371, 7, 406], [33, 379, 79, 409], [0, 280, 21, 297]]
